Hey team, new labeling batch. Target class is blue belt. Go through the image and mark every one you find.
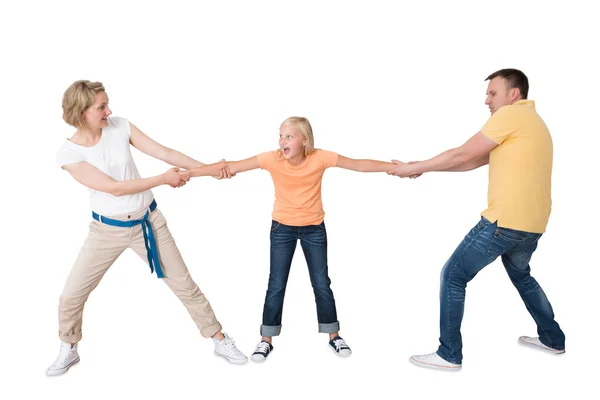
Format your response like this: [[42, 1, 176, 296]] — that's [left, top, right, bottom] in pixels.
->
[[92, 199, 164, 278]]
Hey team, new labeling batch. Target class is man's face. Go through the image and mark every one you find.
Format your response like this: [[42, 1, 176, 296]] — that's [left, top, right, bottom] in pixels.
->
[[485, 77, 518, 114]]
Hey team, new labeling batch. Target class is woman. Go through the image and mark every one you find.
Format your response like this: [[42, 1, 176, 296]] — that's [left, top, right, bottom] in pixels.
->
[[47, 80, 247, 376]]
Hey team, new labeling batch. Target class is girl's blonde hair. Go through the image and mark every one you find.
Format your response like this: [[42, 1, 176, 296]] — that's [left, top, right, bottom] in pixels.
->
[[280, 116, 315, 156], [62, 80, 106, 128]]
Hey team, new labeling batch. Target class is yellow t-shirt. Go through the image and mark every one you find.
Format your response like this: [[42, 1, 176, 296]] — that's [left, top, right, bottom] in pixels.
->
[[257, 149, 339, 226], [480, 100, 552, 233]]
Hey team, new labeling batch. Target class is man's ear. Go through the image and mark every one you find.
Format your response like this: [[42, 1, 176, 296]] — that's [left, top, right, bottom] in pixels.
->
[[511, 87, 521, 101]]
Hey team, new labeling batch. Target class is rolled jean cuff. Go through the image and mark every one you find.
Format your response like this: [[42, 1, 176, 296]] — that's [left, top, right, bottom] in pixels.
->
[[261, 324, 282, 337], [200, 322, 222, 338], [319, 322, 340, 333]]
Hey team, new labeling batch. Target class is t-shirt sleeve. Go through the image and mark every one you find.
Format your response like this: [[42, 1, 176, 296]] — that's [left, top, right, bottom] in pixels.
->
[[257, 151, 278, 170], [56, 146, 84, 168], [111, 116, 132, 138], [317, 149, 339, 169], [480, 106, 518, 145]]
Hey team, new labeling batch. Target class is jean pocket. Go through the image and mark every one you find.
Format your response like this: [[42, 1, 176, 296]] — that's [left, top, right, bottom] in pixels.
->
[[494, 227, 529, 243], [270, 220, 281, 232], [318, 221, 326, 231]]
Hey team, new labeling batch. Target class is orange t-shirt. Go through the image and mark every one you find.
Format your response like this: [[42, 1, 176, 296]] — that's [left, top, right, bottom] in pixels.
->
[[257, 149, 339, 226]]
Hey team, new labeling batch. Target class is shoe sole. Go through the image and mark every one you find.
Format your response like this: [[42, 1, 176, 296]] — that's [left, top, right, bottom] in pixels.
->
[[409, 356, 461, 371], [214, 352, 248, 364], [518, 337, 565, 354], [251, 353, 269, 363], [251, 347, 273, 363], [329, 345, 352, 357], [46, 356, 80, 377]]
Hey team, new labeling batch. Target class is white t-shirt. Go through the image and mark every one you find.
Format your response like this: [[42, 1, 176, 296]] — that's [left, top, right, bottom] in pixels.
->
[[56, 116, 154, 216]]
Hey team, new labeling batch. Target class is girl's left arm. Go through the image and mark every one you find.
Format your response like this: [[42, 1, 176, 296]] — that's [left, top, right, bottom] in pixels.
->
[[336, 155, 396, 172]]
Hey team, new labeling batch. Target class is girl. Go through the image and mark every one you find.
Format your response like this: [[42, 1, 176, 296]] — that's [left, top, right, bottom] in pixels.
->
[[183, 116, 395, 361], [47, 80, 247, 376]]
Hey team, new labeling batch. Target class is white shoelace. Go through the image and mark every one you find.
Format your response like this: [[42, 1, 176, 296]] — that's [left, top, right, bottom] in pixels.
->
[[333, 339, 348, 351], [52, 344, 76, 367], [255, 341, 271, 354], [220, 337, 244, 356]]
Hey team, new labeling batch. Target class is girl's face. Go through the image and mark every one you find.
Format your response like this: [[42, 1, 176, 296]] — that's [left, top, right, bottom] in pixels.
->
[[82, 91, 112, 131], [279, 123, 306, 163]]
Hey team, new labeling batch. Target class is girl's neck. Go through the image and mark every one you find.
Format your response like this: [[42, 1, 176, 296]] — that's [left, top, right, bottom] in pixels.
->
[[287, 153, 307, 166]]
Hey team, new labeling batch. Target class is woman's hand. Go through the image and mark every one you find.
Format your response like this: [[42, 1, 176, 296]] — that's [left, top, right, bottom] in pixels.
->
[[211, 160, 236, 180], [164, 167, 188, 188]]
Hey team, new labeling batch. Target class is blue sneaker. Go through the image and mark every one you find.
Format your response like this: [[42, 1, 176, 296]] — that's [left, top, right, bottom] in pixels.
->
[[329, 336, 352, 357], [251, 340, 273, 362]]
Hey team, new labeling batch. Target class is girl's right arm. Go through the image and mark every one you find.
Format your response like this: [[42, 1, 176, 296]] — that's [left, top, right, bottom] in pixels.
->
[[181, 160, 230, 178], [226, 156, 260, 174], [183, 156, 260, 178], [63, 162, 186, 197]]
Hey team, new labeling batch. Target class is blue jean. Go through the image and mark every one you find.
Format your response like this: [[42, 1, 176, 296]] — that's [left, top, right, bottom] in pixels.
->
[[437, 217, 565, 364], [260, 220, 340, 336]]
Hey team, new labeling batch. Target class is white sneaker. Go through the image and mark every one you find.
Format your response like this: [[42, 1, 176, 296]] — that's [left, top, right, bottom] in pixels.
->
[[519, 336, 565, 354], [46, 342, 80, 376], [213, 333, 248, 364], [409, 352, 462, 371]]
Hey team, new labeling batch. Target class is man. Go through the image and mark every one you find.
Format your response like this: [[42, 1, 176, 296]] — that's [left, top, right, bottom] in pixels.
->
[[388, 68, 565, 371]]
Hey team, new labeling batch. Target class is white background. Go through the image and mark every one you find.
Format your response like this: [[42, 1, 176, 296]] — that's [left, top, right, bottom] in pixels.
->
[[1, 0, 598, 399]]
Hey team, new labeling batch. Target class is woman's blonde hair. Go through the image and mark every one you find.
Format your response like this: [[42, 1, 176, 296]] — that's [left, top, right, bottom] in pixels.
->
[[280, 116, 315, 156], [62, 80, 106, 128]]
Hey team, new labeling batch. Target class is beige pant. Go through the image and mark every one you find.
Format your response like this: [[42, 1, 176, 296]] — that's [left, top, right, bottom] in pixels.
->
[[58, 205, 222, 343]]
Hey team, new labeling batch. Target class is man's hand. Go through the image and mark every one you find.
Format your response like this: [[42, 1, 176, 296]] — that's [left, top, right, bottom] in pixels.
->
[[407, 161, 422, 179], [387, 160, 410, 178], [387, 160, 423, 178]]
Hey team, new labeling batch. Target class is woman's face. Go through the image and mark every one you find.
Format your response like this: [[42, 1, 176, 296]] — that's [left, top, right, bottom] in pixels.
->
[[82, 91, 112, 130]]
